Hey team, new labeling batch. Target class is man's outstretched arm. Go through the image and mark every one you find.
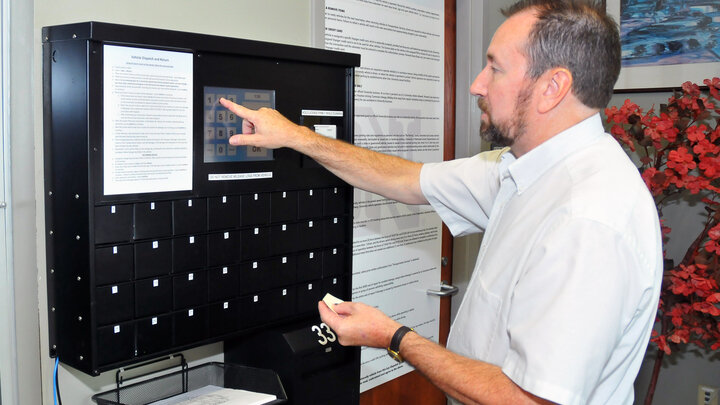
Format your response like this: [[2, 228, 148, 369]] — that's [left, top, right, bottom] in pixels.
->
[[219, 98, 427, 205]]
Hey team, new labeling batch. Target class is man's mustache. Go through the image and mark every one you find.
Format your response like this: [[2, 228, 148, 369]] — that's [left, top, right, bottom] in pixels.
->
[[477, 98, 488, 113]]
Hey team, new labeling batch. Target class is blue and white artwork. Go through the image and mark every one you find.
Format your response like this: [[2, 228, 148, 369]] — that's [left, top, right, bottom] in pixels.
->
[[620, 0, 720, 67]]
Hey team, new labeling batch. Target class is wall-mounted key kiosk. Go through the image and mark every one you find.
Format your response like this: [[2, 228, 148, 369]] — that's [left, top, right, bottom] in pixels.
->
[[43, 21, 360, 403]]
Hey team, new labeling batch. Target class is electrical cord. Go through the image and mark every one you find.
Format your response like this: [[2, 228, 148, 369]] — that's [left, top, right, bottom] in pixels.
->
[[53, 357, 62, 405]]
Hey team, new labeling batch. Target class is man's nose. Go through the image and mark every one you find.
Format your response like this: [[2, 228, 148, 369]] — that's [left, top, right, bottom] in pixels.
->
[[469, 66, 489, 98]]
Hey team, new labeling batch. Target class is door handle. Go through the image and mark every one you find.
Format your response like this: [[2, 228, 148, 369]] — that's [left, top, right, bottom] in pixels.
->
[[426, 282, 459, 297]]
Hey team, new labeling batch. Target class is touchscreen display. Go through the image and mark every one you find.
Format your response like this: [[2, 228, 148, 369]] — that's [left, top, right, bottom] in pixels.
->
[[203, 86, 275, 163]]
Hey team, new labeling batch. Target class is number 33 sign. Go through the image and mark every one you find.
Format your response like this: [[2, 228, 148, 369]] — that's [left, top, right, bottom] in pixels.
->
[[311, 323, 337, 346]]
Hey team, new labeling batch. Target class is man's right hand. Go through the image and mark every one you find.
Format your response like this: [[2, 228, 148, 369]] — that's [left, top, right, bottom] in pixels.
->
[[219, 97, 311, 151]]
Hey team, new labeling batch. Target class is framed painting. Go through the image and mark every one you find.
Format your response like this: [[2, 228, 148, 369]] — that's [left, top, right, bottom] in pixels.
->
[[606, 0, 720, 92]]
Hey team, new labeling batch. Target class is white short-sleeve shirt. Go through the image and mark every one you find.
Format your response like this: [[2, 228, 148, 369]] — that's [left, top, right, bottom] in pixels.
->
[[420, 114, 662, 405]]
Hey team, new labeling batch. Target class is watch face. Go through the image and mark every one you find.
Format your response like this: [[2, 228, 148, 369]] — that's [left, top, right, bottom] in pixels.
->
[[387, 348, 403, 363]]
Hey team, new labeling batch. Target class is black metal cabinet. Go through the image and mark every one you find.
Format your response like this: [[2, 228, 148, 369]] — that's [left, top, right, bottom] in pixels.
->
[[43, 21, 358, 381]]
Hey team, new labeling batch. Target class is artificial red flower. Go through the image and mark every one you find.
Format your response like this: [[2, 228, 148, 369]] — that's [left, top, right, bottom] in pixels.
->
[[604, 78, 720, 363]]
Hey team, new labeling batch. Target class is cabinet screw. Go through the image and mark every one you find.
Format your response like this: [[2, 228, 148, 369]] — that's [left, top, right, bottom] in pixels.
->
[[76, 235, 80, 240], [78, 316, 82, 321]]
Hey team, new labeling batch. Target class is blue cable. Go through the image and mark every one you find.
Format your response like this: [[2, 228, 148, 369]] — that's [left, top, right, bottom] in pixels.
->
[[53, 357, 59, 405]]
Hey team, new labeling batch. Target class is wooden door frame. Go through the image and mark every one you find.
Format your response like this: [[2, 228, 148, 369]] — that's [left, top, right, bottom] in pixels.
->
[[359, 0, 456, 403]]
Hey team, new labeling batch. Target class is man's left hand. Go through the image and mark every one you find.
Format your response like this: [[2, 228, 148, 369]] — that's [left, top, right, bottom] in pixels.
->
[[318, 300, 402, 348]]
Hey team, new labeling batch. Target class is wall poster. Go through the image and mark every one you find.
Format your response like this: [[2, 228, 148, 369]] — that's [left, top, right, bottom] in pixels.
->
[[323, 0, 445, 392]]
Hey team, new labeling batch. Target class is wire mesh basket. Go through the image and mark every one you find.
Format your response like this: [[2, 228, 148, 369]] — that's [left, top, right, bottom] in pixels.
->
[[92, 362, 287, 405]]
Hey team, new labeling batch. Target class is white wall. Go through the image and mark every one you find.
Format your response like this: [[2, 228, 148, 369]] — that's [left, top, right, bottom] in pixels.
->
[[5, 1, 317, 404], [7, 0, 40, 403]]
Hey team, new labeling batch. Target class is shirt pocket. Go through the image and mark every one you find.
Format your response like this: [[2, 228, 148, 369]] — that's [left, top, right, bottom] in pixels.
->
[[448, 279, 503, 363]]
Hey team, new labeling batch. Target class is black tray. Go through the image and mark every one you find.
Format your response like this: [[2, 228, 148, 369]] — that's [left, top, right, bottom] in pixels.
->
[[92, 362, 287, 405]]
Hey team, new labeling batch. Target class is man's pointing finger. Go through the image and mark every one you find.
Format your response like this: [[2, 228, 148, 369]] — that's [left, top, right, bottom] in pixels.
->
[[219, 97, 252, 119]]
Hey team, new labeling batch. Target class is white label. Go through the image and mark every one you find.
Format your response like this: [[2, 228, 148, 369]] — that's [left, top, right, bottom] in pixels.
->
[[208, 172, 273, 181], [309, 252, 314, 259], [114, 325, 120, 334], [153, 279, 159, 287], [223, 267, 228, 274], [152, 241, 158, 249], [222, 196, 227, 203], [113, 246, 118, 254], [188, 273, 194, 281], [309, 221, 314, 228], [188, 309, 194, 316], [111, 286, 118, 294], [334, 217, 338, 224], [282, 191, 287, 198], [301, 109, 343, 117], [309, 189, 314, 196], [333, 248, 338, 254], [152, 317, 157, 325], [282, 257, 287, 264], [333, 278, 338, 284], [189, 236, 195, 244], [254, 295, 259, 303], [150, 202, 155, 210], [111, 205, 116, 214], [253, 262, 258, 269], [308, 284, 313, 290], [254, 228, 259, 235], [223, 302, 229, 309], [283, 289, 287, 296], [282, 224, 287, 231], [254, 193, 259, 200], [188, 199, 193, 207], [224, 232, 229, 239]]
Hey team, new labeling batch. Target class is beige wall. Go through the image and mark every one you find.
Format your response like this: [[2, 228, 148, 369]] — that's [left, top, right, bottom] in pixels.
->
[[7, 1, 317, 404]]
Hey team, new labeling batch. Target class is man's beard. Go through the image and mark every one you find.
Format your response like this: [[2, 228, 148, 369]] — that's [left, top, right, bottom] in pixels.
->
[[478, 86, 533, 147]]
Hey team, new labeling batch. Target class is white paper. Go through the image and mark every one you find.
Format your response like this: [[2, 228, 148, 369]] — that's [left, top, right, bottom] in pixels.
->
[[325, 0, 445, 392], [103, 45, 193, 195], [149, 385, 276, 405]]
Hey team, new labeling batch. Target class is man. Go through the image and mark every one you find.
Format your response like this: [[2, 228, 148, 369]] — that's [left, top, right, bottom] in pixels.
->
[[220, 1, 663, 403]]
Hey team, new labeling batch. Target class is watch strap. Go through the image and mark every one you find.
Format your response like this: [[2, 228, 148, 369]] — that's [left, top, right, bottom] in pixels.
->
[[387, 326, 414, 362]]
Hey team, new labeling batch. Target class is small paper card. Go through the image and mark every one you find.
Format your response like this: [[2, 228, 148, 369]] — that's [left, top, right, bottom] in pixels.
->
[[322, 293, 344, 314]]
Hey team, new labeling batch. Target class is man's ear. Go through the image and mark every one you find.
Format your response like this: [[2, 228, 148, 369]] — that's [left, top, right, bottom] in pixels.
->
[[537, 68, 573, 114]]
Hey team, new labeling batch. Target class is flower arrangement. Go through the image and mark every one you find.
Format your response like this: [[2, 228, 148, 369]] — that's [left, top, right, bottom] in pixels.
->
[[605, 77, 720, 405]]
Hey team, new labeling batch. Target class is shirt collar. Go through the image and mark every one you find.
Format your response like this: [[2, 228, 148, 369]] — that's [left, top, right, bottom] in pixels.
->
[[501, 113, 606, 194]]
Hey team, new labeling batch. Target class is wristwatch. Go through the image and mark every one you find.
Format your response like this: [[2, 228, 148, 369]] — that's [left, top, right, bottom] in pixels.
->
[[387, 326, 414, 362]]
